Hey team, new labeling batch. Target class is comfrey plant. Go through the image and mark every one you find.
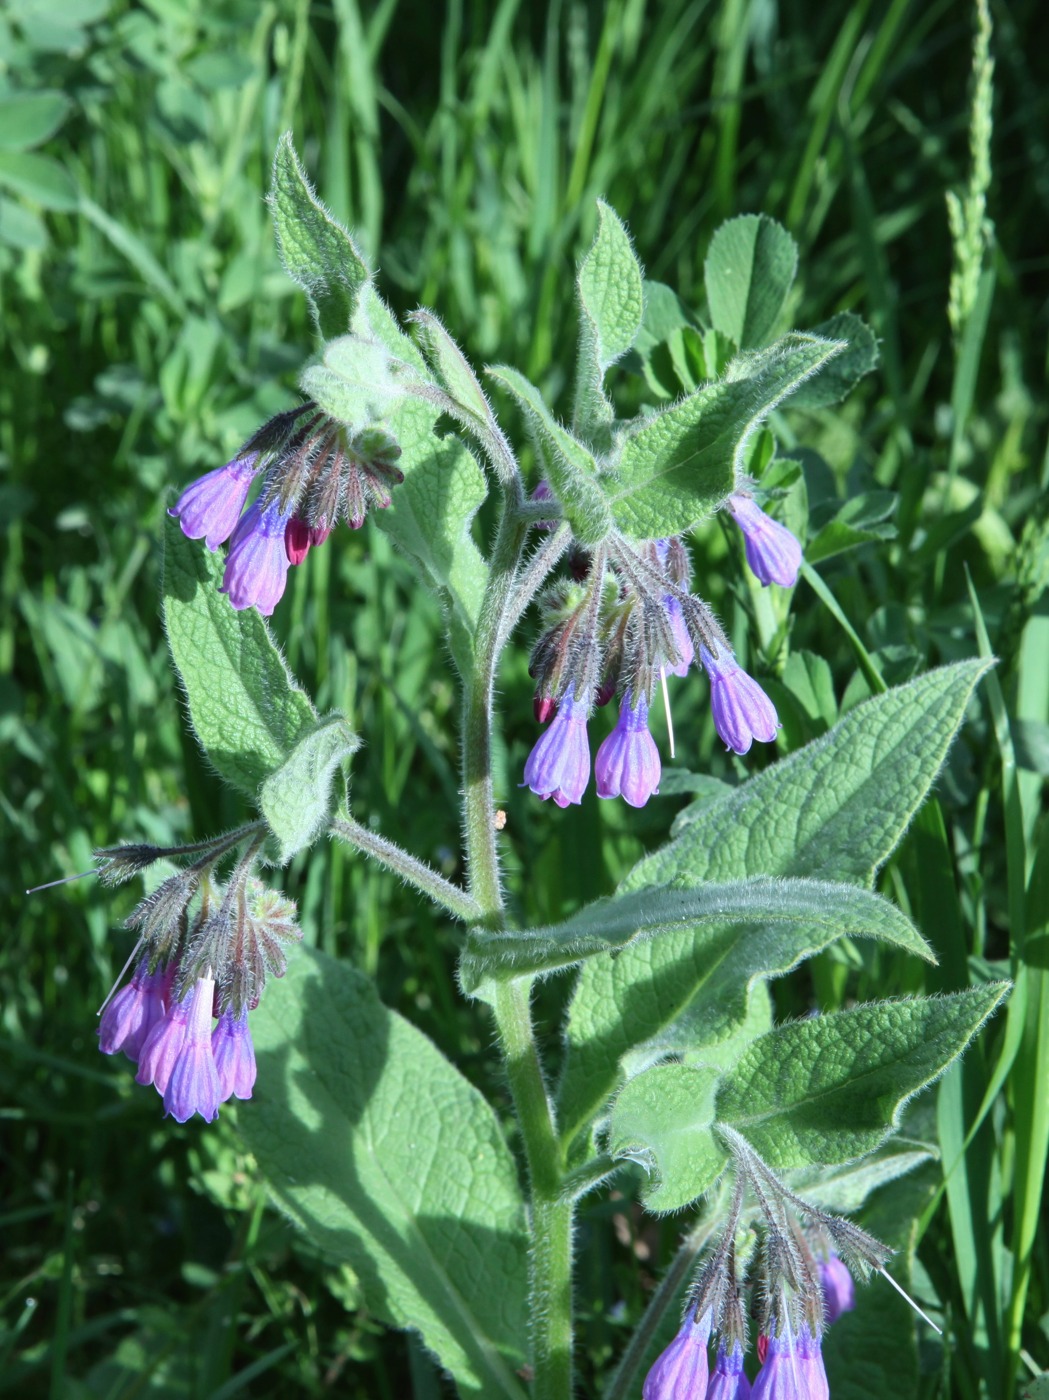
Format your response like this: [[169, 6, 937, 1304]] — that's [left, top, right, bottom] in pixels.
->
[[93, 138, 1006, 1397]]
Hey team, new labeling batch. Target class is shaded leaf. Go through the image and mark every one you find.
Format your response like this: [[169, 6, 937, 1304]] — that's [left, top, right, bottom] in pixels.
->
[[241, 949, 529, 1400]]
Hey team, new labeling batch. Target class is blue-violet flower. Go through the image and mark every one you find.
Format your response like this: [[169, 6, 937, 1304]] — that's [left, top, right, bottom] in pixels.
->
[[664, 596, 695, 677], [98, 957, 170, 1062], [706, 1341, 752, 1400], [169, 454, 258, 551], [699, 645, 780, 755], [135, 984, 192, 1095], [163, 974, 221, 1123], [522, 684, 591, 808], [595, 691, 661, 807], [728, 495, 802, 589], [819, 1255, 855, 1325], [752, 1323, 828, 1400], [643, 1309, 712, 1400], [220, 498, 293, 615], [212, 1007, 257, 1102]]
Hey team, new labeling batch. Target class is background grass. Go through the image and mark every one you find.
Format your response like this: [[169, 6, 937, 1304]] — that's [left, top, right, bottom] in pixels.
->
[[2, 0, 1047, 1395]]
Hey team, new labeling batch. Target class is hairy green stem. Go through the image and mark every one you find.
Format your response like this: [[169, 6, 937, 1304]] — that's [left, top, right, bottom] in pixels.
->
[[495, 980, 574, 1400], [496, 523, 571, 653], [461, 497, 529, 920], [462, 488, 575, 1399], [331, 815, 481, 922]]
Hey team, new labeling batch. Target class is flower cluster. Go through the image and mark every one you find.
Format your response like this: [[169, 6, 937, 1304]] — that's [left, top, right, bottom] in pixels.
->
[[169, 406, 403, 615], [642, 1134, 877, 1400], [522, 489, 800, 808], [96, 834, 300, 1121]]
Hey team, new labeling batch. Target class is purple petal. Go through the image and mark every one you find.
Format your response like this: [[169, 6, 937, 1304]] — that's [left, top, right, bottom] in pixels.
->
[[522, 684, 591, 806], [220, 498, 292, 615], [163, 976, 221, 1123], [751, 1325, 827, 1400], [168, 454, 258, 551], [98, 959, 169, 1062], [700, 645, 780, 755], [135, 988, 192, 1094], [595, 692, 661, 808], [643, 1310, 711, 1400], [819, 1256, 855, 1324], [729, 495, 802, 589], [212, 1008, 257, 1102], [664, 596, 695, 677], [706, 1341, 751, 1400]]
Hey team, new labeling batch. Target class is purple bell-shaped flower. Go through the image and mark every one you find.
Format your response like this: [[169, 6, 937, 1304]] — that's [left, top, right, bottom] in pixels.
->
[[98, 957, 171, 1062], [168, 454, 259, 551], [212, 1007, 257, 1102], [163, 974, 222, 1123], [699, 645, 780, 755], [727, 495, 802, 589], [522, 684, 592, 808], [135, 983, 192, 1095], [706, 1340, 751, 1400], [220, 498, 293, 615], [595, 691, 661, 808], [643, 1309, 712, 1400], [819, 1254, 855, 1325]]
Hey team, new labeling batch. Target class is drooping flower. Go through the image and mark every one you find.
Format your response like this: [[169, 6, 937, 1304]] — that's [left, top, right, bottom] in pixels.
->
[[595, 691, 661, 807], [751, 1322, 827, 1400], [796, 1326, 829, 1400], [98, 957, 170, 1062], [522, 684, 591, 807], [162, 974, 221, 1123], [135, 984, 193, 1095], [643, 1309, 712, 1400], [819, 1254, 855, 1325], [168, 454, 259, 551], [699, 645, 780, 755], [728, 495, 802, 589], [706, 1340, 752, 1400], [212, 1007, 257, 1102], [220, 498, 293, 615]]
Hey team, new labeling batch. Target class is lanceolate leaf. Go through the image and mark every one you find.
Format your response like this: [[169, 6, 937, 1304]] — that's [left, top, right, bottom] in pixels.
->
[[574, 201, 644, 438], [716, 985, 1009, 1167], [269, 134, 370, 339], [461, 877, 928, 995], [628, 660, 992, 891], [603, 335, 841, 539], [559, 662, 990, 1147], [241, 949, 530, 1400], [554, 887, 926, 1149], [704, 213, 798, 348], [409, 308, 499, 441]]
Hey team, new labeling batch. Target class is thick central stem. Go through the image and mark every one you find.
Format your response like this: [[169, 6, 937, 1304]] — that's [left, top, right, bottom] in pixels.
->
[[461, 501, 528, 920], [461, 494, 574, 1400]]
